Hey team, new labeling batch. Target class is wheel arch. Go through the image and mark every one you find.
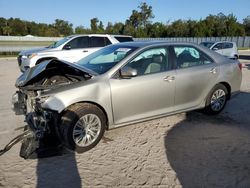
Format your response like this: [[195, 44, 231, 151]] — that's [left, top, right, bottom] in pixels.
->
[[60, 101, 110, 130], [36, 57, 58, 65], [218, 81, 231, 100], [203, 81, 231, 108]]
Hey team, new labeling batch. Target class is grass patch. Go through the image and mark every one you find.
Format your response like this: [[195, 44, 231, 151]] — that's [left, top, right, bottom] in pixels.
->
[[0, 52, 19, 57], [238, 47, 250, 50]]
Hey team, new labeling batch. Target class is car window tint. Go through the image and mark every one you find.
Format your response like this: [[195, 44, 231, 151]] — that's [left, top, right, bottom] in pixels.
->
[[65, 37, 88, 49], [223, 42, 233, 49], [115, 37, 133, 42], [124, 47, 169, 76], [200, 42, 214, 48], [90, 37, 111, 47], [105, 37, 112, 45], [174, 46, 212, 69], [212, 43, 222, 50]]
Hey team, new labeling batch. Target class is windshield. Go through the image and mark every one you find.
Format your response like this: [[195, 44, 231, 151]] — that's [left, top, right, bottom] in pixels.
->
[[200, 42, 215, 48], [48, 36, 73, 48], [77, 45, 137, 74]]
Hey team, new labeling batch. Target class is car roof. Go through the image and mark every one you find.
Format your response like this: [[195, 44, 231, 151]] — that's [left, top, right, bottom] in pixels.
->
[[110, 41, 203, 48], [68, 34, 133, 38], [110, 41, 228, 62], [202, 41, 235, 44]]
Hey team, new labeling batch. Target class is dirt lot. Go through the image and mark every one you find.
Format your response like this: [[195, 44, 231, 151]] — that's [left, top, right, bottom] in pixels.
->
[[0, 56, 250, 188]]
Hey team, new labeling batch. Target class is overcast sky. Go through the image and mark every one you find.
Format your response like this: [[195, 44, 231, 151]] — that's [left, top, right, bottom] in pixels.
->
[[0, 0, 249, 27]]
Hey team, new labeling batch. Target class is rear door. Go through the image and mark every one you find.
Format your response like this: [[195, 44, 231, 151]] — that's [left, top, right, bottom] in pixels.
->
[[171, 45, 220, 111], [88, 36, 112, 57], [222, 42, 233, 57]]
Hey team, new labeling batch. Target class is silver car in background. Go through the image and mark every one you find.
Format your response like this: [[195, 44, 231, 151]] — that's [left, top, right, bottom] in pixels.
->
[[200, 41, 239, 59], [12, 41, 242, 158]]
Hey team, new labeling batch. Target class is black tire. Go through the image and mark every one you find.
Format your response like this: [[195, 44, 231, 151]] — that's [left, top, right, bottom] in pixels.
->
[[203, 84, 228, 115], [59, 103, 106, 153], [234, 55, 239, 59]]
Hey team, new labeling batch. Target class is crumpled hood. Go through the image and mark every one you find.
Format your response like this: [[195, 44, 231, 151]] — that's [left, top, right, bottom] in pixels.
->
[[15, 59, 96, 87]]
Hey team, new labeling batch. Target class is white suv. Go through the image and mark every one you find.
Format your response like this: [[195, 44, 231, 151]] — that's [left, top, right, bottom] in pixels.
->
[[17, 34, 133, 72], [200, 41, 239, 59]]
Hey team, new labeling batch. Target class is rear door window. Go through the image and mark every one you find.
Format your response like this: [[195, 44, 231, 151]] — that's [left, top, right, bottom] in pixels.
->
[[223, 42, 233, 49], [173, 46, 213, 69], [90, 37, 111, 47], [115, 37, 133, 42]]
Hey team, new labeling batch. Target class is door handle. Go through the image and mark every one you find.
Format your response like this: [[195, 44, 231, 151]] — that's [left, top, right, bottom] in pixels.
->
[[164, 76, 175, 82], [83, 50, 88, 53], [210, 67, 217, 74]]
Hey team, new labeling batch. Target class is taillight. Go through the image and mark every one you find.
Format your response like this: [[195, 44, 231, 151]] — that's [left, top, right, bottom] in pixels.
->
[[238, 63, 242, 71]]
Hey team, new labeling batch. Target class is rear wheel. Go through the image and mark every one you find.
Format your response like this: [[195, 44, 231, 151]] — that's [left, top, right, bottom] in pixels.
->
[[204, 84, 228, 115], [59, 103, 106, 153]]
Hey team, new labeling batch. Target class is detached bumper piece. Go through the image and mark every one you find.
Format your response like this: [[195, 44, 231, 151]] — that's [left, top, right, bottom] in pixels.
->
[[0, 129, 34, 156], [19, 112, 63, 159], [0, 110, 63, 159]]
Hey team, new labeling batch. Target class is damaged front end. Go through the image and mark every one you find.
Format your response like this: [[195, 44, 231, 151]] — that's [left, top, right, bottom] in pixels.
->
[[20, 106, 61, 159], [7, 59, 93, 159]]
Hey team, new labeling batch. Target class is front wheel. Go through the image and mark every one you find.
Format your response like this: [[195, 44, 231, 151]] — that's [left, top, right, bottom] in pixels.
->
[[59, 103, 106, 153], [203, 84, 228, 115]]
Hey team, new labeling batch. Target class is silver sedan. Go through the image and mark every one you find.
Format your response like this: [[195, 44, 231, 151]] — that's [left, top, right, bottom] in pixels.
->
[[13, 41, 242, 156]]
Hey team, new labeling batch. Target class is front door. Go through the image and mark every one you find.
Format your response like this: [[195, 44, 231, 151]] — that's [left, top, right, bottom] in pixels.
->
[[109, 47, 176, 124], [59, 36, 92, 62]]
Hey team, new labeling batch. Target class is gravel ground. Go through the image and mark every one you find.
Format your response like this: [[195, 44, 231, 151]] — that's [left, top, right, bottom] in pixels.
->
[[0, 55, 250, 188]]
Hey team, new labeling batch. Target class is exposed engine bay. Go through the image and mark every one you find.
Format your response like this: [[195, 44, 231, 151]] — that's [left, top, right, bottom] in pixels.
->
[[3, 59, 92, 159]]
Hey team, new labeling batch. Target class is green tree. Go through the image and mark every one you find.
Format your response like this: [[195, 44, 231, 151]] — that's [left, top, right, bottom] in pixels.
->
[[2, 26, 12, 36], [98, 21, 104, 33], [139, 2, 154, 28], [112, 22, 125, 34], [75, 25, 91, 34], [53, 19, 73, 36], [8, 18, 27, 36], [90, 17, 99, 33], [105, 22, 114, 34], [127, 2, 154, 29], [243, 16, 250, 36], [147, 22, 166, 37], [0, 17, 7, 35], [167, 20, 189, 37]]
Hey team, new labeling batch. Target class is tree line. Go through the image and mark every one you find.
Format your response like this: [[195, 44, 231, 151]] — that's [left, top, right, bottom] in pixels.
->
[[0, 2, 250, 37]]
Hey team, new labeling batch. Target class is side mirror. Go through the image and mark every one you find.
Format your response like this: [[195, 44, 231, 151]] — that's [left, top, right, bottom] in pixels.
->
[[120, 66, 137, 78], [212, 47, 218, 51], [63, 44, 71, 50]]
